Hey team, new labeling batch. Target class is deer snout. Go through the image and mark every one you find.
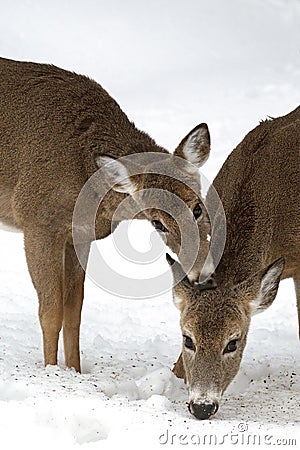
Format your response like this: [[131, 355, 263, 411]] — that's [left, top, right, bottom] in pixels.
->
[[188, 400, 219, 420]]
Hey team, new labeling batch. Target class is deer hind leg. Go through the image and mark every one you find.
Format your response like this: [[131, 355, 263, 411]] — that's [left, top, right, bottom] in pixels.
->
[[63, 241, 89, 373], [24, 229, 64, 366], [293, 273, 300, 339]]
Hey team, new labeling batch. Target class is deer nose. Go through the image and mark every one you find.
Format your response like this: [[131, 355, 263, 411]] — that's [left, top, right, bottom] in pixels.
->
[[188, 401, 219, 420]]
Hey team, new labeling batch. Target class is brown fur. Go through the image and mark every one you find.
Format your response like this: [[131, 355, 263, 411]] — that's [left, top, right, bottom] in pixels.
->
[[170, 106, 300, 418], [211, 106, 300, 285], [0, 57, 211, 372]]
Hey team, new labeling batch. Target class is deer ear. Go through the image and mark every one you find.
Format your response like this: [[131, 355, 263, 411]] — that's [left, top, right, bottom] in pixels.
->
[[96, 156, 141, 194], [242, 258, 285, 315], [174, 123, 210, 171], [166, 253, 187, 284], [166, 254, 192, 311]]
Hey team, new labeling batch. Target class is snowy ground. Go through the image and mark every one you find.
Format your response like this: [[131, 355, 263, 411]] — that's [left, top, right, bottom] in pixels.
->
[[0, 232, 299, 449], [1, 0, 300, 449]]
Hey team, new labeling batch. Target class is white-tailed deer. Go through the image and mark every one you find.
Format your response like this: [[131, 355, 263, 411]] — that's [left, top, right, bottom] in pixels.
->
[[169, 106, 300, 419], [0, 57, 212, 372]]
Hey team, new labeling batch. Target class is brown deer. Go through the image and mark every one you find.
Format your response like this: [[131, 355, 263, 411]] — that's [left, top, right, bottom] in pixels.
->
[[0, 57, 212, 373], [168, 105, 300, 419]]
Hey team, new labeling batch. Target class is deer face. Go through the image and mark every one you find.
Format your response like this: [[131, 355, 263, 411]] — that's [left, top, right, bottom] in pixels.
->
[[97, 124, 212, 282], [167, 254, 284, 420], [140, 170, 211, 282]]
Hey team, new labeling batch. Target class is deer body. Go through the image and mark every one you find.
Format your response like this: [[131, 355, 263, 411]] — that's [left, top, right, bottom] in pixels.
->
[[0, 57, 211, 372], [170, 106, 300, 419], [212, 107, 300, 286]]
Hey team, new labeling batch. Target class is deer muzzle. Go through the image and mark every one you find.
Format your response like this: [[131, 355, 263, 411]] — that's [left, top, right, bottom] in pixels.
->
[[188, 400, 219, 420]]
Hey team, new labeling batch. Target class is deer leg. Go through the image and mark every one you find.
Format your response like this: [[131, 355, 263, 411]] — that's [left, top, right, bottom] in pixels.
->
[[172, 352, 186, 380], [63, 241, 89, 372], [24, 229, 64, 366], [293, 273, 300, 339]]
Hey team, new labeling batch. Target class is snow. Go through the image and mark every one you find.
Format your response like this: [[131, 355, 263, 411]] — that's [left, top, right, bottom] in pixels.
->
[[0, 0, 300, 448], [0, 232, 299, 448]]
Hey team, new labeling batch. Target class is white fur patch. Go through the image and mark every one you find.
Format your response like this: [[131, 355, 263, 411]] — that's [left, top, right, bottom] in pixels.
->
[[96, 156, 138, 195], [188, 389, 222, 405], [187, 267, 200, 283], [173, 295, 184, 309], [250, 297, 263, 315], [182, 127, 209, 168], [0, 221, 21, 233]]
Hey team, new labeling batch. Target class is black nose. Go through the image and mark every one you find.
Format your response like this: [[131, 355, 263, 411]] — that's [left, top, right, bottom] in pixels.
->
[[188, 401, 218, 420]]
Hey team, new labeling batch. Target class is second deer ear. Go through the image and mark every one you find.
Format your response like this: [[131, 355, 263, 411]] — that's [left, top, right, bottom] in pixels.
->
[[249, 258, 285, 315], [237, 258, 285, 316], [96, 156, 142, 195], [166, 253, 193, 311], [174, 123, 210, 170]]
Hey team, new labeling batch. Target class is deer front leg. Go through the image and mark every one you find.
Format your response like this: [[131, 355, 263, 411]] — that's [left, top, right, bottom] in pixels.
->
[[63, 241, 89, 372], [24, 229, 64, 366]]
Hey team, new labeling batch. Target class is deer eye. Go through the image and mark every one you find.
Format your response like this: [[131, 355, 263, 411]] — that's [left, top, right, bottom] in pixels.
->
[[152, 220, 168, 232], [223, 339, 238, 354], [183, 335, 196, 351], [193, 203, 202, 220]]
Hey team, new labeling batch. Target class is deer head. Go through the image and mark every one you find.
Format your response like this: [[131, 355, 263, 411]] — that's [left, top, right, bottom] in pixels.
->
[[167, 254, 284, 420], [96, 124, 212, 283]]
